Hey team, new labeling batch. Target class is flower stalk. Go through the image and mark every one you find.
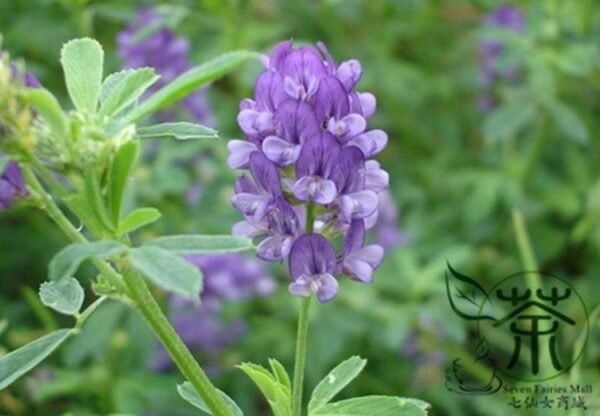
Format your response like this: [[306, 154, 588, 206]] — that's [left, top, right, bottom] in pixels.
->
[[292, 296, 311, 416]]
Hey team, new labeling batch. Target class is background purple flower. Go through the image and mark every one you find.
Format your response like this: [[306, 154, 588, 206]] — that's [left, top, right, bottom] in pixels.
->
[[117, 8, 213, 124], [372, 191, 410, 251], [151, 254, 275, 371], [478, 5, 525, 111], [229, 41, 389, 302], [0, 157, 28, 211], [401, 313, 448, 388]]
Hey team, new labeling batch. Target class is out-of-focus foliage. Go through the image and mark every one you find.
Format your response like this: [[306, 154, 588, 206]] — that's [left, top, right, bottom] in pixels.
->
[[1, 1, 599, 415]]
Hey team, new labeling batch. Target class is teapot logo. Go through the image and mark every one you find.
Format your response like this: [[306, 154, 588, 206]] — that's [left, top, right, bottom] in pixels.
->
[[444, 264, 588, 394]]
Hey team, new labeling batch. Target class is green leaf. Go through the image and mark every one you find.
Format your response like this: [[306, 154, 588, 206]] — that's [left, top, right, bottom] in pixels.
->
[[118, 207, 162, 236], [269, 359, 291, 392], [544, 100, 588, 144], [177, 381, 244, 416], [128, 246, 202, 300], [308, 356, 367, 412], [39, 277, 85, 316], [311, 396, 430, 416], [137, 122, 219, 140], [0, 329, 72, 390], [99, 68, 159, 117], [100, 70, 129, 103], [108, 140, 140, 224], [482, 100, 536, 142], [124, 50, 258, 123], [238, 362, 291, 416], [49, 241, 127, 281], [22, 88, 68, 138], [145, 235, 254, 254], [60, 38, 104, 113]]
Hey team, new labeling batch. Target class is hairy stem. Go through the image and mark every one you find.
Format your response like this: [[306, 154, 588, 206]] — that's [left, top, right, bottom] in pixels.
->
[[21, 165, 128, 293], [118, 259, 233, 416], [21, 163, 232, 416]]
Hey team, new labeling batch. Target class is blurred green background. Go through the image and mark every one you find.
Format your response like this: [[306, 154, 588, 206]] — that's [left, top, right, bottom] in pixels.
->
[[1, 0, 599, 415]]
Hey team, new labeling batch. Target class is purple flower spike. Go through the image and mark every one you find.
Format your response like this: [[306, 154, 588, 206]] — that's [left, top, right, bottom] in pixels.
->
[[289, 234, 338, 302], [341, 220, 384, 283], [0, 156, 28, 211], [230, 40, 390, 301]]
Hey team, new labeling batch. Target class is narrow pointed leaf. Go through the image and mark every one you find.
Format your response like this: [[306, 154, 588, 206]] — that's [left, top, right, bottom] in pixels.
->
[[84, 170, 115, 232], [60, 38, 104, 112], [177, 381, 244, 416], [118, 207, 162, 236], [128, 246, 202, 300], [0, 329, 72, 390], [269, 359, 291, 392], [238, 362, 291, 416], [108, 140, 140, 224], [137, 122, 219, 140], [39, 277, 85, 316], [99, 68, 159, 117], [49, 241, 127, 281], [100, 70, 129, 103], [145, 235, 254, 254], [309, 356, 367, 412], [124, 50, 258, 123]]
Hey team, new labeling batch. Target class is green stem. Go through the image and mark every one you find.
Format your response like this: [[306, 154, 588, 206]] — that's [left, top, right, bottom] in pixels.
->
[[21, 165, 128, 293], [21, 163, 232, 416], [75, 296, 107, 330], [512, 209, 552, 372], [305, 202, 315, 234], [22, 165, 85, 243], [28, 156, 69, 199], [512, 209, 540, 275], [292, 297, 312, 416], [291, 201, 316, 416], [118, 259, 232, 416]]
